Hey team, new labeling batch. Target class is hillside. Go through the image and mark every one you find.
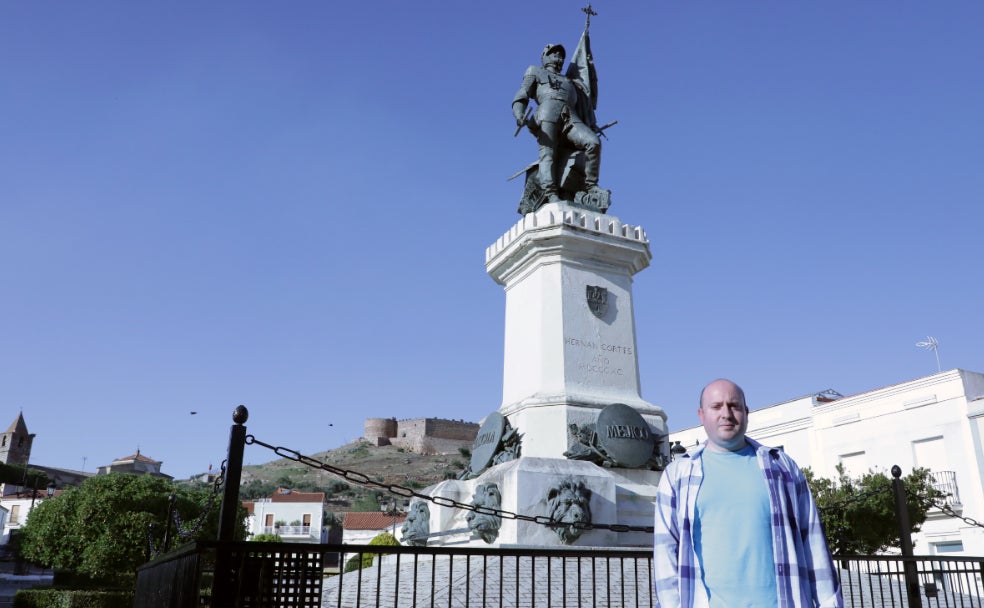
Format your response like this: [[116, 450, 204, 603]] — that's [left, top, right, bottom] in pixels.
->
[[235, 439, 469, 511]]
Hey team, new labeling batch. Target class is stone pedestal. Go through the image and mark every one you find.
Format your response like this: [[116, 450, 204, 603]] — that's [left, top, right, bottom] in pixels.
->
[[418, 203, 668, 549], [427, 457, 658, 548], [485, 202, 667, 455]]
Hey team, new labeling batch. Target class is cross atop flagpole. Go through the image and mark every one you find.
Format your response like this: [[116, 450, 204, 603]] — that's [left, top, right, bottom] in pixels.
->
[[582, 4, 597, 31], [915, 336, 941, 373]]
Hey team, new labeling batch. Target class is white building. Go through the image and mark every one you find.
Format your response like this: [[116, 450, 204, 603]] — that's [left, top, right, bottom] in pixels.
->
[[0, 488, 58, 545], [96, 449, 173, 480], [669, 369, 984, 556], [341, 511, 407, 545], [244, 488, 328, 543]]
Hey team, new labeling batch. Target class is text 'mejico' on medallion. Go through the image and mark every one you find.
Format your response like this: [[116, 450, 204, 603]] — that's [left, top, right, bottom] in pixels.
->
[[586, 285, 608, 319], [470, 412, 506, 473], [595, 403, 654, 468]]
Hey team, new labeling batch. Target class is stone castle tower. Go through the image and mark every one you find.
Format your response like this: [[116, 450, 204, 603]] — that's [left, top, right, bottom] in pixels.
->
[[0, 412, 34, 468]]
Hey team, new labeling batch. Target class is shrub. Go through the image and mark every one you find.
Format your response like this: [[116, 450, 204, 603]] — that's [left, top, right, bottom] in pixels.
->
[[250, 533, 282, 542], [342, 532, 400, 572], [51, 570, 134, 591], [343, 553, 367, 573], [14, 589, 134, 608]]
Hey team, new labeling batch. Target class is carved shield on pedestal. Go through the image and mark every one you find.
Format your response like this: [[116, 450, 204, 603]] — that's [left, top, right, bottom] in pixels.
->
[[586, 285, 608, 318]]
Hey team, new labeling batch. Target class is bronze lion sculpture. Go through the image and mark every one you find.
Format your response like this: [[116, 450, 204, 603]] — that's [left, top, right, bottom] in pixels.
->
[[401, 500, 431, 547], [466, 482, 503, 544], [545, 477, 592, 544]]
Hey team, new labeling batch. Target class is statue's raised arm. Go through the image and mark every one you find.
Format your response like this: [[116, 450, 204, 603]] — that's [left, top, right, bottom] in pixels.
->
[[510, 4, 612, 215]]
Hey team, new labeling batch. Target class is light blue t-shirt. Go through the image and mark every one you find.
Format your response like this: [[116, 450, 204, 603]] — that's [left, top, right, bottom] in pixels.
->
[[694, 444, 778, 608]]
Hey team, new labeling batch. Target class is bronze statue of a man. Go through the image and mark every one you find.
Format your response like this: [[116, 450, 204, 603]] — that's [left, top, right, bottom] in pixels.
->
[[512, 43, 602, 206]]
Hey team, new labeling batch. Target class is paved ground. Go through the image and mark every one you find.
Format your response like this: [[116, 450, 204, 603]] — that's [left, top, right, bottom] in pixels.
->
[[0, 560, 53, 608], [322, 557, 980, 608]]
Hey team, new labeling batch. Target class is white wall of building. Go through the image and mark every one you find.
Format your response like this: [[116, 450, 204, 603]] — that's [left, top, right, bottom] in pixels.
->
[[669, 369, 984, 556], [0, 505, 7, 544], [248, 497, 326, 543]]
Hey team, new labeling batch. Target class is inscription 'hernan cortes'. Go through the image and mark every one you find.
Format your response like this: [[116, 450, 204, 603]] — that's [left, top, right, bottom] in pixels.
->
[[564, 337, 633, 355]]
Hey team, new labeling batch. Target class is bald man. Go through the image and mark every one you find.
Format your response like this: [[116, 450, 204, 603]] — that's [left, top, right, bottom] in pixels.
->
[[653, 379, 842, 607]]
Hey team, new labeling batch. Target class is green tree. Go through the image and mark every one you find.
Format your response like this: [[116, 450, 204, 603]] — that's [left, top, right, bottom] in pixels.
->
[[19, 473, 246, 579], [240, 479, 276, 500], [804, 465, 942, 555], [351, 492, 382, 512]]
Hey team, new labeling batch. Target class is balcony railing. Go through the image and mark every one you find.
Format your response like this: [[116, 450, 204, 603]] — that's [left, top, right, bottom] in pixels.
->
[[930, 470, 961, 507], [260, 525, 313, 537]]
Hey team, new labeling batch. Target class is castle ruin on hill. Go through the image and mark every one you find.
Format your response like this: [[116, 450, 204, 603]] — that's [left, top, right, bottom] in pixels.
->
[[363, 417, 478, 455]]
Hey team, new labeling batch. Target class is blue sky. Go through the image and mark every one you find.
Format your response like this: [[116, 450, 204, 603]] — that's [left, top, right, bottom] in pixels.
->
[[3, 2, 982, 480]]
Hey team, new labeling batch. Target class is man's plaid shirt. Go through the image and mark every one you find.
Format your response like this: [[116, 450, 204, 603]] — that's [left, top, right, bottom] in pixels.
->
[[653, 437, 843, 607]]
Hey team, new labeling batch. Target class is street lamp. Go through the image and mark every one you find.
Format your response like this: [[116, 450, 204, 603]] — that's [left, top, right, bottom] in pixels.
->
[[380, 498, 398, 535]]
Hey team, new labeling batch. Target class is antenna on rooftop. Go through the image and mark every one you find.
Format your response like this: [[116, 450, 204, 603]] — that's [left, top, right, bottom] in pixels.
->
[[915, 336, 942, 373]]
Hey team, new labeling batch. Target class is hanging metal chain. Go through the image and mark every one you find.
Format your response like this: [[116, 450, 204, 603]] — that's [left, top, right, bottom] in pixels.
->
[[172, 460, 228, 539], [917, 495, 984, 529], [147, 524, 162, 558], [245, 435, 655, 534]]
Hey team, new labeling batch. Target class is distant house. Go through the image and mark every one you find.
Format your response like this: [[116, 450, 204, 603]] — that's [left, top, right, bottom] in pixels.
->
[[342, 511, 407, 545], [0, 487, 61, 544], [96, 449, 173, 480], [244, 488, 328, 543]]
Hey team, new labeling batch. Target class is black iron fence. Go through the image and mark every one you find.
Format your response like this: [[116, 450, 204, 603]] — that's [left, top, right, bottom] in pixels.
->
[[325, 544, 653, 608], [134, 540, 984, 608], [839, 555, 984, 608], [135, 540, 326, 608], [134, 541, 654, 608]]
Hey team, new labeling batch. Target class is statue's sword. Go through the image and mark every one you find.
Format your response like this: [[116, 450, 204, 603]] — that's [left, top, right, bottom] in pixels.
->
[[513, 106, 535, 137]]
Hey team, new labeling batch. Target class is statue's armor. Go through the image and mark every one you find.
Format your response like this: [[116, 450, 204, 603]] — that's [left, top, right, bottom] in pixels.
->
[[515, 66, 581, 126], [513, 65, 601, 196]]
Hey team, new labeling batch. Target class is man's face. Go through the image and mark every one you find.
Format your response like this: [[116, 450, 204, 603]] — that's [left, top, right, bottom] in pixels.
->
[[543, 50, 564, 73], [698, 380, 748, 452]]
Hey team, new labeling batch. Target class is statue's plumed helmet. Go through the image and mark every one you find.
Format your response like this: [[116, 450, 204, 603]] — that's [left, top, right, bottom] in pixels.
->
[[541, 43, 566, 63]]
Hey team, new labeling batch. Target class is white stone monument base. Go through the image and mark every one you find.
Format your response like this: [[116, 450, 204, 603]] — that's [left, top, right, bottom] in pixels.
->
[[419, 457, 658, 548]]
